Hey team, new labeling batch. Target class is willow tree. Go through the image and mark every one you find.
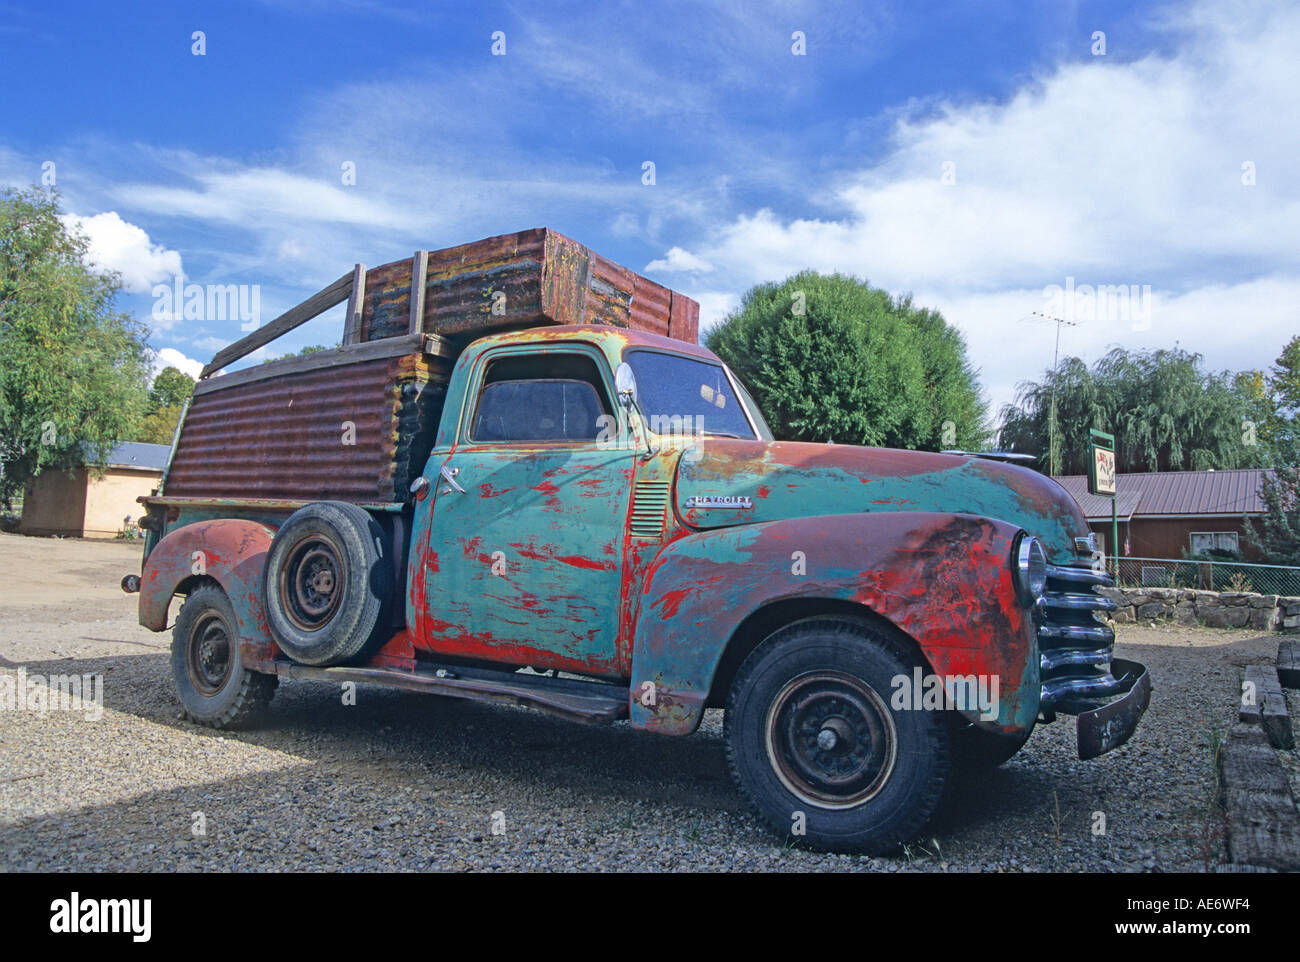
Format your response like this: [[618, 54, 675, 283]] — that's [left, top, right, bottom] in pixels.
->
[[997, 346, 1265, 475], [0, 187, 151, 506]]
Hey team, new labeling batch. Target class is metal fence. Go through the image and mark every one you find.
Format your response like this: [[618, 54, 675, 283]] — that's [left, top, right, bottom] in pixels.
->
[[1113, 556, 1300, 596]]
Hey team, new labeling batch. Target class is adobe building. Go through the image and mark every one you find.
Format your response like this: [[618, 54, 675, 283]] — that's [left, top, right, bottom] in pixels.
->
[[19, 442, 170, 539]]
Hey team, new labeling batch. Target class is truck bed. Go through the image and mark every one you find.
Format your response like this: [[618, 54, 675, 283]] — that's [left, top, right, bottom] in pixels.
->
[[158, 229, 697, 506]]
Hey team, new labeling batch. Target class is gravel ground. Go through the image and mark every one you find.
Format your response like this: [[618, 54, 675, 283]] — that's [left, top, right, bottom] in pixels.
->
[[1, 532, 1293, 872]]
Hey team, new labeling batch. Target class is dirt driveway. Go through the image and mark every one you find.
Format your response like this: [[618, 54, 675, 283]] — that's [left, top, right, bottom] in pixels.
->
[[0, 532, 1290, 872]]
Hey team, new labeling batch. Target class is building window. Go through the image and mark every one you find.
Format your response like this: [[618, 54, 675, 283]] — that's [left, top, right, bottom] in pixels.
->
[[1190, 531, 1239, 556]]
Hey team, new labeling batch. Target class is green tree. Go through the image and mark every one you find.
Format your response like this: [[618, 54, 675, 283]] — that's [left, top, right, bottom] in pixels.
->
[[997, 346, 1264, 474], [148, 365, 195, 410], [1247, 461, 1300, 566], [706, 272, 989, 449], [1245, 337, 1300, 565], [135, 405, 184, 445], [131, 364, 195, 444], [0, 186, 151, 506], [262, 343, 335, 364]]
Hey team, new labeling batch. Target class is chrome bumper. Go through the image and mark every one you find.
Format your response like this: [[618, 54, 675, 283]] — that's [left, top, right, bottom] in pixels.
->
[[1038, 562, 1150, 758]]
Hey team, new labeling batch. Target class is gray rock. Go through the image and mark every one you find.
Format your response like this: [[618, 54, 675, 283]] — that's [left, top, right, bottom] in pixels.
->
[[1249, 608, 1281, 631]]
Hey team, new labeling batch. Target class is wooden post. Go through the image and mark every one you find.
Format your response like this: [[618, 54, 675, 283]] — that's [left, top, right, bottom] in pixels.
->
[[408, 250, 428, 336], [200, 271, 352, 378], [343, 263, 366, 345]]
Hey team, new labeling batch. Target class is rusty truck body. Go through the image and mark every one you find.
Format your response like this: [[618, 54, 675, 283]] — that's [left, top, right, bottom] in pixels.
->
[[127, 228, 1149, 853]]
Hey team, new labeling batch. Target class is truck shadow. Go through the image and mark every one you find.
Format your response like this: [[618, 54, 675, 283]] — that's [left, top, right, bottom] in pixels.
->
[[3, 633, 1242, 868]]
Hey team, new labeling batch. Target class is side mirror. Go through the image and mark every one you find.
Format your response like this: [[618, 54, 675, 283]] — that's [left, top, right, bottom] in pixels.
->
[[613, 362, 656, 459], [614, 362, 638, 408]]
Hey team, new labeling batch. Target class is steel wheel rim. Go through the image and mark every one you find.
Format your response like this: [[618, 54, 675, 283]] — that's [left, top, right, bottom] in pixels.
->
[[764, 669, 897, 810], [279, 535, 344, 631], [188, 610, 233, 695]]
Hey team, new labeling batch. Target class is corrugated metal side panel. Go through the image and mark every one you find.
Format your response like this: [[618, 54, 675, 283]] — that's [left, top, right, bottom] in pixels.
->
[[356, 228, 697, 345], [668, 290, 700, 343], [629, 272, 672, 338], [585, 252, 635, 329], [425, 229, 547, 338], [360, 260, 414, 341], [166, 354, 449, 503]]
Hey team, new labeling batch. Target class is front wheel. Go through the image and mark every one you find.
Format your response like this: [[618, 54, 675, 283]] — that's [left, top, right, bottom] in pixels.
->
[[171, 584, 276, 729], [725, 619, 949, 854]]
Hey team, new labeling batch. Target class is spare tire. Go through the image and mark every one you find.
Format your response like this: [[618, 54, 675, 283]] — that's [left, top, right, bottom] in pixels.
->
[[263, 501, 391, 666]]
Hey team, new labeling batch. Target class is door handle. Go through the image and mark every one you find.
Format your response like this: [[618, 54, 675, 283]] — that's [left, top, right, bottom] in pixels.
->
[[439, 463, 466, 494]]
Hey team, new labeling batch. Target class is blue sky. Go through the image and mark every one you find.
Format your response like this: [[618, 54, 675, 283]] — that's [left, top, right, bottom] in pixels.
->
[[2, 0, 1296, 420]]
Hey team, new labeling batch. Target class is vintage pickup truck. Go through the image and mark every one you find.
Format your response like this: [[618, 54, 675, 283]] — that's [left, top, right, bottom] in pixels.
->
[[126, 229, 1149, 853]]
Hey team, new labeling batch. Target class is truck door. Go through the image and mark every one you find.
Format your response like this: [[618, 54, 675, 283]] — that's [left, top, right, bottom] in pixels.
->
[[419, 345, 633, 677]]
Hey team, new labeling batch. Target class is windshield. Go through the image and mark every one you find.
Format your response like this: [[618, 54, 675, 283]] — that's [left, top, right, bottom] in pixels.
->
[[623, 349, 765, 440]]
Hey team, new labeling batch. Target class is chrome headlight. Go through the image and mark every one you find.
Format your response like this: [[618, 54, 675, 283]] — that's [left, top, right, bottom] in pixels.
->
[[1015, 535, 1048, 606]]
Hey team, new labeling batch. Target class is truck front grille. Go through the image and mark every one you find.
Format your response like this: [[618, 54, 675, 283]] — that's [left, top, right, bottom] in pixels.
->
[[1038, 562, 1125, 709]]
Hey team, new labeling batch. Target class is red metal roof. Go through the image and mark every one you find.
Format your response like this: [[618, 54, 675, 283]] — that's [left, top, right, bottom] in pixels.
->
[[1054, 468, 1272, 521]]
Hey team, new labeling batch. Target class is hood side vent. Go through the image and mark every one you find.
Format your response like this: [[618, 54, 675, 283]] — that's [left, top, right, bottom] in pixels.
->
[[630, 480, 671, 539]]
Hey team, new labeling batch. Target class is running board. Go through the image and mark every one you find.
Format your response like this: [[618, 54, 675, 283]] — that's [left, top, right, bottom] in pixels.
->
[[266, 660, 630, 724]]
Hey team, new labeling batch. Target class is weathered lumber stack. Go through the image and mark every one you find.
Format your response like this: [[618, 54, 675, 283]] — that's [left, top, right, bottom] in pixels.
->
[[163, 229, 698, 506]]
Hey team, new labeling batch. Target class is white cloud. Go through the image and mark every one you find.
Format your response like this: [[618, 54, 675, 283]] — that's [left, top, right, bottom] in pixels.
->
[[647, 0, 1300, 421], [61, 211, 183, 293], [645, 246, 715, 274], [693, 291, 742, 334], [151, 347, 204, 381], [116, 166, 419, 231], [193, 335, 229, 352]]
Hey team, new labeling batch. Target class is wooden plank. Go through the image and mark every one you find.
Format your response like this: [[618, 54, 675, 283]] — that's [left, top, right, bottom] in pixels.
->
[[343, 263, 366, 345], [194, 333, 450, 396], [1242, 664, 1292, 749], [1221, 722, 1300, 871], [200, 271, 353, 378], [408, 250, 428, 336], [1279, 639, 1300, 689]]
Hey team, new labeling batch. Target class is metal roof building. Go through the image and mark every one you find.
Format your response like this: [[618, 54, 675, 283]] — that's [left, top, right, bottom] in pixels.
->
[[1053, 468, 1273, 560]]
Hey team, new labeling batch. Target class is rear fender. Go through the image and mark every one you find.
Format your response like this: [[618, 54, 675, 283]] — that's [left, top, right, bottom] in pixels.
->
[[139, 519, 277, 645], [628, 512, 1038, 736]]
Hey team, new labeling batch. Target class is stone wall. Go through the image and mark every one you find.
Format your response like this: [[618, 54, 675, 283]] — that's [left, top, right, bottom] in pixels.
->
[[1098, 586, 1300, 630]]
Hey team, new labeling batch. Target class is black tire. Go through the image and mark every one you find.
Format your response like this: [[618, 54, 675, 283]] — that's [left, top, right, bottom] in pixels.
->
[[171, 584, 276, 729], [263, 501, 391, 666], [725, 618, 949, 854]]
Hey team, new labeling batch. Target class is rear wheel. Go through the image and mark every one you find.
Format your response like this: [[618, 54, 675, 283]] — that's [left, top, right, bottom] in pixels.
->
[[725, 618, 949, 854], [171, 584, 276, 729], [263, 501, 391, 666]]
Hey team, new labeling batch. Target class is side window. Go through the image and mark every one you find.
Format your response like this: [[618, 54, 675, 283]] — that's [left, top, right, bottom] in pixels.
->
[[470, 353, 610, 443]]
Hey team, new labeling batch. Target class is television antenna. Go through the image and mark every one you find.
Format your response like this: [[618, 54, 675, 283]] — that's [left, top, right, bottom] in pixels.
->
[[1019, 310, 1082, 477]]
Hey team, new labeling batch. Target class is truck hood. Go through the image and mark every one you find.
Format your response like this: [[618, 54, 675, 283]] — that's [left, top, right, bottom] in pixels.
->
[[674, 439, 1091, 565]]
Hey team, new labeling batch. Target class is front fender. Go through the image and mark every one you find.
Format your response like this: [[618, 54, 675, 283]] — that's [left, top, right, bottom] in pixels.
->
[[628, 512, 1038, 736], [139, 520, 276, 644]]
